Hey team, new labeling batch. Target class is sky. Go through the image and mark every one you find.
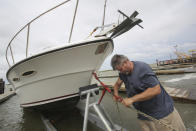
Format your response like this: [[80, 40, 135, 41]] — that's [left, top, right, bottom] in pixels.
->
[[0, 0, 196, 82]]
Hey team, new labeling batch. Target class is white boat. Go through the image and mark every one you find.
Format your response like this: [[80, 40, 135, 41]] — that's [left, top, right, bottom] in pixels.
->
[[5, 0, 142, 110]]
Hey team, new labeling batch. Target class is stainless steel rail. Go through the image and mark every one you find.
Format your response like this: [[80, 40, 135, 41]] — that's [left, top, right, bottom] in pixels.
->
[[5, 0, 71, 67]]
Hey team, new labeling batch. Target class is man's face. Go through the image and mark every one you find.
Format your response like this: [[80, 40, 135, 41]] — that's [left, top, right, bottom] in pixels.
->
[[116, 60, 131, 74]]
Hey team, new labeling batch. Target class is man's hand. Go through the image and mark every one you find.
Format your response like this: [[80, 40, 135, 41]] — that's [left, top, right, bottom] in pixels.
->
[[113, 95, 122, 102], [113, 96, 118, 102], [122, 98, 134, 107]]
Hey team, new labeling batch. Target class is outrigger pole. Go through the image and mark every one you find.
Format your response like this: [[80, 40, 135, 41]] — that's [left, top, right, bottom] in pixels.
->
[[68, 0, 79, 43], [101, 0, 107, 31]]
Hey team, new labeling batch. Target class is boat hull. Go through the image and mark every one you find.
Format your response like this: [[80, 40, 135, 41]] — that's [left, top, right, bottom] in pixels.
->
[[7, 38, 113, 109]]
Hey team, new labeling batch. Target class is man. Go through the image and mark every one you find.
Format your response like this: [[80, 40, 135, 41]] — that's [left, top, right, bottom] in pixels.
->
[[111, 54, 186, 131]]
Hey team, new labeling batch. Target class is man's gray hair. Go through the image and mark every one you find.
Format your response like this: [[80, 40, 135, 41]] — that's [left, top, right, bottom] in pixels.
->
[[111, 54, 129, 70]]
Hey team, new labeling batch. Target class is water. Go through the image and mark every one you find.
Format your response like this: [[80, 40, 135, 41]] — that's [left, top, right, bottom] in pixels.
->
[[0, 72, 196, 131], [0, 95, 45, 131]]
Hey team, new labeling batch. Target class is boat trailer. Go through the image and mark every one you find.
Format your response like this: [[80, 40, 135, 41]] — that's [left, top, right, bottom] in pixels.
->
[[40, 84, 126, 131], [79, 84, 126, 131]]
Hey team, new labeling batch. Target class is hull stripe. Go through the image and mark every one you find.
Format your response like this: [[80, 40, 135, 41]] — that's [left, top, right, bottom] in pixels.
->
[[21, 93, 79, 106]]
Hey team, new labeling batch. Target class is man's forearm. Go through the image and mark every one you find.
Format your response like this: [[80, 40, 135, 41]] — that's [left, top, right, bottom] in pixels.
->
[[113, 78, 122, 97], [122, 84, 161, 106], [113, 83, 119, 96], [131, 84, 161, 103]]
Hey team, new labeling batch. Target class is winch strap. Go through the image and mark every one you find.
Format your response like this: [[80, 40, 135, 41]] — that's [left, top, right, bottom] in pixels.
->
[[98, 89, 106, 104], [92, 72, 123, 103], [92, 72, 112, 93]]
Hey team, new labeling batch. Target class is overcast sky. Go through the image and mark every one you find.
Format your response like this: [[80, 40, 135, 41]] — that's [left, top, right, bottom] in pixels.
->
[[0, 0, 196, 82]]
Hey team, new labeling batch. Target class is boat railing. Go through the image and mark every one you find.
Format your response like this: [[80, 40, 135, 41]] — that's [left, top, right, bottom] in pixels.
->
[[5, 0, 71, 67]]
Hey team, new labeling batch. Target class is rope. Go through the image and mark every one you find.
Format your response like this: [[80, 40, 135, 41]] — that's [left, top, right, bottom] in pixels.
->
[[115, 102, 124, 131], [129, 107, 176, 131], [92, 72, 177, 131], [109, 93, 123, 131]]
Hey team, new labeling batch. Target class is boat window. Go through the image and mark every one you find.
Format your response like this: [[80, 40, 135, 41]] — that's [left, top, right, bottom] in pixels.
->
[[95, 43, 108, 55], [13, 78, 20, 82], [22, 71, 36, 76]]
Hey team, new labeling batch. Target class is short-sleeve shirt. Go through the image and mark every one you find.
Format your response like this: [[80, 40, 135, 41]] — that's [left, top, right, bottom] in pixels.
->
[[119, 61, 174, 120]]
